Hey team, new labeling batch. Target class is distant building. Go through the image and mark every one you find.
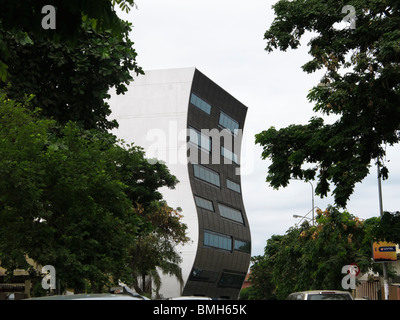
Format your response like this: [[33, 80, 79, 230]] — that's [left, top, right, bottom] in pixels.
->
[[110, 68, 251, 299], [356, 244, 400, 300], [241, 272, 252, 290]]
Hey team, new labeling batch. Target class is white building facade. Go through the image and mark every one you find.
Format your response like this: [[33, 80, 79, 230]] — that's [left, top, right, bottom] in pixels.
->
[[110, 68, 251, 299]]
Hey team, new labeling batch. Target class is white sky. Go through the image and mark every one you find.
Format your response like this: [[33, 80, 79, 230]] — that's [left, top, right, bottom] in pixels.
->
[[116, 0, 400, 257]]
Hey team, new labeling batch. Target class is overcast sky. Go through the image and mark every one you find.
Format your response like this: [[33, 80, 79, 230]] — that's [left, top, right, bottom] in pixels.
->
[[116, 0, 400, 257]]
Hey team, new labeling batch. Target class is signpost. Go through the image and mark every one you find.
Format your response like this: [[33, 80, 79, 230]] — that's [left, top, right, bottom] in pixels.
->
[[373, 241, 397, 263]]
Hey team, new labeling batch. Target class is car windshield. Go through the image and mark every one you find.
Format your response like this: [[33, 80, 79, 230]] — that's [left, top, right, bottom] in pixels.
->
[[307, 294, 352, 300]]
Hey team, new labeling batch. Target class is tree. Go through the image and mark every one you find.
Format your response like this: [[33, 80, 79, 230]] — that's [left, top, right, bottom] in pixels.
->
[[0, 2, 191, 295], [0, 0, 137, 37], [256, 0, 400, 207], [128, 202, 189, 298], [249, 206, 379, 300], [0, 0, 138, 78], [370, 211, 400, 244], [110, 142, 178, 209], [0, 1, 143, 131], [0, 94, 180, 293], [0, 19, 142, 131], [0, 2, 190, 295], [245, 240, 280, 300]]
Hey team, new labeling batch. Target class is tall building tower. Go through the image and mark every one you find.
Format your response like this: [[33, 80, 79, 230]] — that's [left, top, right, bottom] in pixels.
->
[[110, 68, 251, 299]]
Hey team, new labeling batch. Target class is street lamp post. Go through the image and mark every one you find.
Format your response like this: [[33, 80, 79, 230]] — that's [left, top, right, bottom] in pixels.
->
[[290, 178, 315, 226], [293, 206, 320, 226]]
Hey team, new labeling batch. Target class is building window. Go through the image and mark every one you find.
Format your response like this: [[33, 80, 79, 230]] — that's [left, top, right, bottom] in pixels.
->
[[219, 112, 239, 133], [221, 146, 238, 164], [193, 164, 220, 187], [194, 196, 214, 212], [234, 239, 251, 253], [226, 179, 241, 193], [218, 203, 244, 224], [189, 268, 219, 283], [188, 126, 211, 153], [218, 272, 246, 289], [190, 93, 211, 115], [204, 230, 232, 251]]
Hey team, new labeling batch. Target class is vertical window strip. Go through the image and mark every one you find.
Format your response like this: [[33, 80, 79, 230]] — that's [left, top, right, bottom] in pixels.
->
[[234, 239, 251, 253], [190, 93, 211, 114], [194, 196, 214, 211], [193, 164, 220, 187], [189, 268, 219, 283], [219, 112, 239, 133], [226, 179, 241, 193], [189, 127, 211, 153], [218, 203, 244, 224], [204, 230, 232, 251], [221, 146, 238, 164], [218, 272, 246, 289]]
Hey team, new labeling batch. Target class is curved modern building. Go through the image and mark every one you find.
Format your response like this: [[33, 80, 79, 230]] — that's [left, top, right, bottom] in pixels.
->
[[110, 68, 250, 299]]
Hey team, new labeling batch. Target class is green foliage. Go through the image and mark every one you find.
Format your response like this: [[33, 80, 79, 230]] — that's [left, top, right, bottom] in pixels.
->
[[257, 0, 400, 207], [0, 94, 181, 292], [255, 116, 372, 207], [0, 0, 136, 43], [246, 244, 280, 300], [1, 17, 142, 131], [0, 1, 139, 82], [250, 206, 379, 300], [112, 0, 137, 13], [370, 211, 400, 244], [128, 202, 189, 298], [0, 1, 189, 295]]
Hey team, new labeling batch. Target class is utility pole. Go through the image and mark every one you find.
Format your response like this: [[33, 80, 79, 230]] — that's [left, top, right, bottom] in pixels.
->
[[377, 163, 389, 300], [309, 181, 314, 226]]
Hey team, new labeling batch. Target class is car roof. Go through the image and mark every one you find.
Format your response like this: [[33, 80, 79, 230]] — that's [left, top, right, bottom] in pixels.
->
[[168, 296, 212, 300], [27, 293, 147, 300], [290, 290, 351, 295]]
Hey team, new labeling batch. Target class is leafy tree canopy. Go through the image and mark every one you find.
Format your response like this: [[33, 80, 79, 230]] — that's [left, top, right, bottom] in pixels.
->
[[0, 1, 190, 295], [0, 1, 143, 130], [370, 211, 400, 244], [0, 0, 136, 42], [249, 206, 390, 300], [256, 0, 400, 207], [0, 93, 179, 292], [128, 202, 189, 298]]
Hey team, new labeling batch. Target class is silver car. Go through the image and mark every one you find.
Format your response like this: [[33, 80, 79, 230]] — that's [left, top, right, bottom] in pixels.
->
[[168, 296, 212, 300], [26, 286, 150, 300], [286, 290, 353, 300], [27, 293, 148, 300]]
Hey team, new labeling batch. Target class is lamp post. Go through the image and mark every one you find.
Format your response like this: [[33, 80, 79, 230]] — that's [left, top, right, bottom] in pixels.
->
[[290, 179, 315, 226], [293, 206, 320, 226], [293, 212, 312, 226], [293, 214, 308, 219]]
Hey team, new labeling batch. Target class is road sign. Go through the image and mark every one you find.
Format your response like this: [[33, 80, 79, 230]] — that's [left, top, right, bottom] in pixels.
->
[[373, 241, 397, 263]]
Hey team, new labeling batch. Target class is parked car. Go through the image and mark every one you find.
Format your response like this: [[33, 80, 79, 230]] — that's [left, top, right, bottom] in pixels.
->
[[286, 290, 353, 300], [27, 293, 148, 300], [27, 286, 150, 300], [168, 296, 212, 300]]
